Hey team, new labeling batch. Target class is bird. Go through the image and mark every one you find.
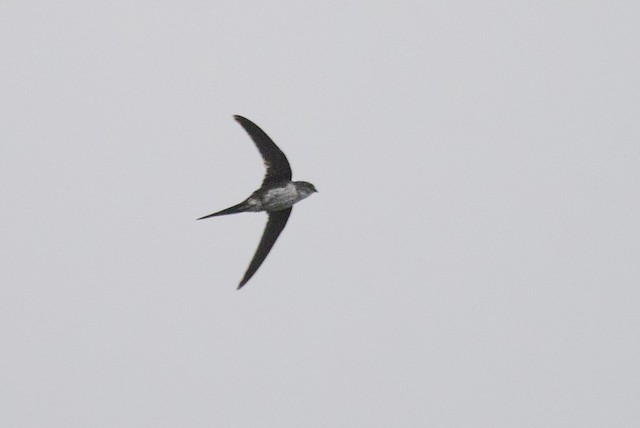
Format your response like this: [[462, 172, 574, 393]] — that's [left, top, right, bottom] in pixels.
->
[[198, 115, 317, 289]]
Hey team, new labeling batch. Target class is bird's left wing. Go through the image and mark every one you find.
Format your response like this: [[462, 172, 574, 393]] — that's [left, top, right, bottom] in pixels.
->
[[237, 207, 292, 289], [233, 115, 292, 187]]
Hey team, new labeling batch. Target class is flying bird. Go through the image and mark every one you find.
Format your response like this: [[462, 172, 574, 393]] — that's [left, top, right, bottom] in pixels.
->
[[198, 115, 317, 289]]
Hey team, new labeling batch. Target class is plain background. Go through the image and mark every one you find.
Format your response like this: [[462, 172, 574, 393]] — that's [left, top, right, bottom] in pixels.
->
[[2, 1, 639, 426]]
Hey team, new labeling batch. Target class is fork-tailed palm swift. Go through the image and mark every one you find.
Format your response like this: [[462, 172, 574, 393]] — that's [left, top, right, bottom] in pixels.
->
[[198, 115, 317, 289]]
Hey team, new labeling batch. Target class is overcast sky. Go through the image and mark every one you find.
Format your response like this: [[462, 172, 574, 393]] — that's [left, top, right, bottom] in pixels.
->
[[2, 1, 640, 427]]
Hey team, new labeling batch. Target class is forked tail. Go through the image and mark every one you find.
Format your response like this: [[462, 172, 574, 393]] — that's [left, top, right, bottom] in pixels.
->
[[197, 201, 251, 220]]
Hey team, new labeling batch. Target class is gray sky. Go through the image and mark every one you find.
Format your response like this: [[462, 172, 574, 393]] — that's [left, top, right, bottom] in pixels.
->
[[2, 1, 640, 426]]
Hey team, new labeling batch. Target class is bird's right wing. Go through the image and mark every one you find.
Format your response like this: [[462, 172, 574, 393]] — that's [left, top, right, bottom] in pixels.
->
[[237, 207, 292, 289], [234, 115, 292, 187]]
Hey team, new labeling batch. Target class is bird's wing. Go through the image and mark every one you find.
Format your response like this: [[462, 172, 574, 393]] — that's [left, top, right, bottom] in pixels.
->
[[238, 207, 292, 289], [234, 115, 292, 187]]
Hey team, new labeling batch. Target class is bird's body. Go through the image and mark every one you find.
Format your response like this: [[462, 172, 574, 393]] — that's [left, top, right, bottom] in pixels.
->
[[198, 115, 317, 289], [202, 181, 315, 217], [259, 182, 316, 211]]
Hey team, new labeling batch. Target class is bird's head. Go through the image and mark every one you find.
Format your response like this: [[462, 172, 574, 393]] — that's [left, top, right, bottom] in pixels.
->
[[295, 181, 318, 198]]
